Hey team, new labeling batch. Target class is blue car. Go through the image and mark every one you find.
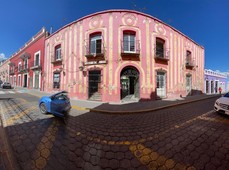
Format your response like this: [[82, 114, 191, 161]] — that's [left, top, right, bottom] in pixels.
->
[[39, 91, 71, 117]]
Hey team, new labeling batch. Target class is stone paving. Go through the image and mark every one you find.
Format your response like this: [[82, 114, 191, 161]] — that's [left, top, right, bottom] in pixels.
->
[[0, 96, 228, 169]]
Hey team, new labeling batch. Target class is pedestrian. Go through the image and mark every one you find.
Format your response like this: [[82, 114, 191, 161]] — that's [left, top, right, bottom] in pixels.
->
[[219, 87, 222, 95]]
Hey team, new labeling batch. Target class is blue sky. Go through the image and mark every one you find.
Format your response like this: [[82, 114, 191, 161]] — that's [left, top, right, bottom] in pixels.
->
[[0, 0, 228, 76]]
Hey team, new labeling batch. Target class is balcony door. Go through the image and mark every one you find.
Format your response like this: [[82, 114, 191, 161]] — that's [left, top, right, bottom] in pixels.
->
[[90, 34, 102, 55], [123, 32, 136, 53]]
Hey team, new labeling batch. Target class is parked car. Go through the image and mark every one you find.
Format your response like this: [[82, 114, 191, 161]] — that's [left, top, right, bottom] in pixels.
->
[[1, 82, 12, 89], [38, 91, 71, 117], [0, 80, 3, 86], [214, 92, 229, 116]]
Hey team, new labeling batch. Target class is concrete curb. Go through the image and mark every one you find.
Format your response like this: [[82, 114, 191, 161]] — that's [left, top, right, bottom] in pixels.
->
[[24, 89, 219, 114], [89, 95, 219, 114]]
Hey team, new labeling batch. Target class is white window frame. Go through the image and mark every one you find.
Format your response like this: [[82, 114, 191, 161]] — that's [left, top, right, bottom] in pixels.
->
[[18, 62, 22, 72], [18, 75, 21, 87], [34, 51, 40, 67], [90, 34, 102, 55], [123, 33, 136, 53], [24, 59, 28, 69], [55, 45, 61, 60], [33, 71, 41, 89], [13, 75, 16, 87]]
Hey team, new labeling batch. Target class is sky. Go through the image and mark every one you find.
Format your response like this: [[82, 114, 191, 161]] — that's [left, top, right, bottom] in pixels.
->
[[0, 0, 228, 76]]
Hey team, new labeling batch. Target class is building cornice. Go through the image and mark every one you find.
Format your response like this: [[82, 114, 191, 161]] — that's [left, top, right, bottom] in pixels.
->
[[9, 27, 47, 60], [47, 9, 204, 49]]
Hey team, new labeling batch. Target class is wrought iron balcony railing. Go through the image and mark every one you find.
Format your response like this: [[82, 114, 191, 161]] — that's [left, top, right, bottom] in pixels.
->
[[30, 61, 42, 70], [186, 59, 195, 69], [154, 48, 170, 62], [51, 55, 62, 64], [9, 70, 15, 75], [18, 65, 23, 73], [121, 40, 140, 57], [85, 41, 105, 58]]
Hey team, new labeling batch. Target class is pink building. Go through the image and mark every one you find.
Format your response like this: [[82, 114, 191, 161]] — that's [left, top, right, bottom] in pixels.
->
[[44, 10, 205, 102], [8, 27, 48, 90], [0, 59, 9, 83]]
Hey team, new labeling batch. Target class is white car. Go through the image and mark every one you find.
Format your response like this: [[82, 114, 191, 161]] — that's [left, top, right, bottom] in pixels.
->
[[1, 82, 12, 89], [214, 92, 229, 115]]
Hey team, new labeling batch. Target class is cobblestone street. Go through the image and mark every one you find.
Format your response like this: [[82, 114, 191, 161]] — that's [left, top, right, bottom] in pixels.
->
[[0, 95, 229, 170]]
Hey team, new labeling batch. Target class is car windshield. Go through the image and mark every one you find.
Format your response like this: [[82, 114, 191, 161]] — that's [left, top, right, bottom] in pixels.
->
[[223, 93, 229, 98], [54, 92, 69, 100]]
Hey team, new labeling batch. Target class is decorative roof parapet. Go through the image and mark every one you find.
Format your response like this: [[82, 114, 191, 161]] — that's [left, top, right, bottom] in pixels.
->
[[9, 27, 47, 59], [205, 69, 227, 78]]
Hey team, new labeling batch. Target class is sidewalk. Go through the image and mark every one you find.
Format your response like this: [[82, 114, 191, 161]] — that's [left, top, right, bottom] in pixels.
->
[[89, 94, 220, 114], [16, 87, 220, 114]]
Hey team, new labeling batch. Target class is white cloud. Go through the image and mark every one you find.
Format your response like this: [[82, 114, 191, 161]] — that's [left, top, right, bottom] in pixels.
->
[[0, 53, 7, 61]]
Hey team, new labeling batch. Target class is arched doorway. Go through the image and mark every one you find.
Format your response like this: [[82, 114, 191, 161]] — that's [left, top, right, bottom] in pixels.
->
[[120, 66, 139, 101]]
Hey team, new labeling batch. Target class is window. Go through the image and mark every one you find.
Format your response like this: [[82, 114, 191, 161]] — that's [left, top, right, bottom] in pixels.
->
[[156, 38, 165, 58], [18, 63, 22, 72], [123, 32, 136, 52], [90, 34, 102, 55], [24, 59, 28, 69], [11, 66, 15, 73], [186, 51, 192, 65], [55, 45, 61, 60], [35, 52, 40, 66], [53, 73, 60, 89]]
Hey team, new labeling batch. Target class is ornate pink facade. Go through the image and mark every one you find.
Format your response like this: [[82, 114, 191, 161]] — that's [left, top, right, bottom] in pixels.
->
[[44, 10, 205, 102], [0, 59, 9, 83]]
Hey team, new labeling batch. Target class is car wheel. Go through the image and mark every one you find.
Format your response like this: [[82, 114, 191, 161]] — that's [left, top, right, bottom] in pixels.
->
[[39, 103, 48, 114]]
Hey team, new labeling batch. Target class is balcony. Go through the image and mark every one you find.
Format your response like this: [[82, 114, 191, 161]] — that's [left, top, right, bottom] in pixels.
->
[[186, 59, 195, 69], [121, 40, 140, 60], [18, 65, 23, 73], [19, 64, 29, 73], [8, 62, 15, 66], [30, 61, 42, 70], [51, 57, 62, 64], [24, 64, 29, 69], [154, 49, 170, 63], [9, 70, 15, 75], [20, 52, 31, 60], [85, 43, 105, 61]]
